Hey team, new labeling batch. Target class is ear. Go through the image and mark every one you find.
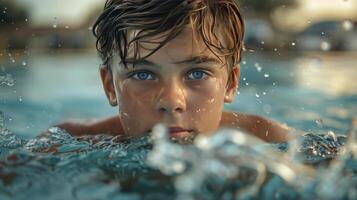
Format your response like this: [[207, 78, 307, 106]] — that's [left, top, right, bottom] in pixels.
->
[[224, 64, 239, 103], [100, 65, 118, 106]]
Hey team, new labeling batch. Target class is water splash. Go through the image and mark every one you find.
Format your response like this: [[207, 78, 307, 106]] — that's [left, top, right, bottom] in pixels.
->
[[0, 122, 355, 199], [0, 73, 15, 86]]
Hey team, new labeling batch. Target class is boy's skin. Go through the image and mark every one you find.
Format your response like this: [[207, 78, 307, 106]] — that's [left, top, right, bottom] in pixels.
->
[[56, 26, 291, 142]]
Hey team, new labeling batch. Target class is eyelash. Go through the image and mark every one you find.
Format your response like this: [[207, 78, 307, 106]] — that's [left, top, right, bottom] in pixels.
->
[[186, 69, 209, 80], [128, 69, 210, 81], [129, 71, 155, 80]]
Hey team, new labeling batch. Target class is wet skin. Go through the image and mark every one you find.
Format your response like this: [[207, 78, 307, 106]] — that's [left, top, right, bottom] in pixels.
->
[[53, 27, 291, 142], [101, 27, 239, 139]]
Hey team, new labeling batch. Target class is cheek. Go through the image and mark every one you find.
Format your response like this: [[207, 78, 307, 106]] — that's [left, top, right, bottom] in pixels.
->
[[115, 80, 157, 134], [186, 78, 226, 126], [117, 80, 157, 109], [188, 77, 226, 107]]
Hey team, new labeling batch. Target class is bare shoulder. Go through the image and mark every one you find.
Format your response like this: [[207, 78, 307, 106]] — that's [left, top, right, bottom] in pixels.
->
[[220, 111, 294, 142]]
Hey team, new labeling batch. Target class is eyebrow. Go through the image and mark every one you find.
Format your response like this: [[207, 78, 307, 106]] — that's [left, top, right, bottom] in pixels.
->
[[125, 55, 221, 67]]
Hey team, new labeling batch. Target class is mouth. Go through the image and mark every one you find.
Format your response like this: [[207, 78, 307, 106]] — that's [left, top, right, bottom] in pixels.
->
[[147, 126, 194, 139], [168, 127, 194, 139]]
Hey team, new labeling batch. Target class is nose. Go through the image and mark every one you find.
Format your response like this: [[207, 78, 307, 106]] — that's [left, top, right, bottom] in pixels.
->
[[156, 80, 187, 114]]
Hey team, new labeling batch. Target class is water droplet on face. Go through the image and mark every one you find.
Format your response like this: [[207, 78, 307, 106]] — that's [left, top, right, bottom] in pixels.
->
[[320, 41, 331, 51], [342, 19, 354, 31]]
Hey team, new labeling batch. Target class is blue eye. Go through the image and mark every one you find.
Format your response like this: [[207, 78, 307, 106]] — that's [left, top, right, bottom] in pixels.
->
[[188, 70, 207, 80], [132, 71, 155, 80]]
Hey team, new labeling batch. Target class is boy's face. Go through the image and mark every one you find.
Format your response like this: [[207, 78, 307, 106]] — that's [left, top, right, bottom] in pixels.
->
[[101, 27, 239, 139]]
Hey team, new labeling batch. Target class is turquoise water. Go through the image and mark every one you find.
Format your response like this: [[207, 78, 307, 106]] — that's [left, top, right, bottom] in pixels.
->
[[1, 52, 357, 199]]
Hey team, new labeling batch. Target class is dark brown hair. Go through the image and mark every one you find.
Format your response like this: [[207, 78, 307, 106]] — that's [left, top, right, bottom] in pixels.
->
[[93, 0, 244, 69]]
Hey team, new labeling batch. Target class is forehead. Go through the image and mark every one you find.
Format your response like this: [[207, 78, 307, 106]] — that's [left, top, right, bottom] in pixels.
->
[[124, 26, 224, 64]]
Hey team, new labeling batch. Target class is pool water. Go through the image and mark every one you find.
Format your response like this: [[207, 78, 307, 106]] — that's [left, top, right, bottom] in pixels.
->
[[1, 51, 357, 199]]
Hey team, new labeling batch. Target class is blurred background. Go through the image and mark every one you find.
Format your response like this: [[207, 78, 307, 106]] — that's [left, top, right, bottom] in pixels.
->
[[1, 0, 357, 138]]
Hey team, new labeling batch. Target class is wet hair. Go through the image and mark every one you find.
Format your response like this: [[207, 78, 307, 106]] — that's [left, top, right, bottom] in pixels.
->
[[93, 0, 244, 70]]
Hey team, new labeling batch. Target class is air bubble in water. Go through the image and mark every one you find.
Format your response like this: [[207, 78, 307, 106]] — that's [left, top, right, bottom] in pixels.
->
[[320, 41, 331, 51], [342, 20, 354, 31]]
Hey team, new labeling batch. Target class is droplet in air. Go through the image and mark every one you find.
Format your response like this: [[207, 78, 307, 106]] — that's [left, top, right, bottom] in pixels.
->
[[315, 118, 324, 127], [320, 41, 331, 51], [22, 61, 27, 66], [342, 19, 354, 31], [291, 42, 296, 46], [255, 93, 260, 98], [264, 74, 269, 78], [65, 26, 70, 29], [254, 63, 262, 72], [53, 17, 58, 29]]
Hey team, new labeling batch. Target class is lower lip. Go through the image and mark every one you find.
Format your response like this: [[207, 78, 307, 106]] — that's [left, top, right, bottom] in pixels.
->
[[169, 130, 192, 139]]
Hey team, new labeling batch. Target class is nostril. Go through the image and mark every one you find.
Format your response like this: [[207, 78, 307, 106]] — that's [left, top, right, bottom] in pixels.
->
[[175, 107, 183, 113], [159, 108, 166, 112]]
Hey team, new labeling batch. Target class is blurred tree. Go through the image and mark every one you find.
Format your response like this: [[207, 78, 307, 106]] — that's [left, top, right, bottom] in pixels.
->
[[237, 0, 297, 18], [0, 0, 28, 26]]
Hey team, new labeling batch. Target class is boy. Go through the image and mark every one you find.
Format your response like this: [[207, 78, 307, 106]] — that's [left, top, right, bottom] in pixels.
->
[[56, 0, 291, 142]]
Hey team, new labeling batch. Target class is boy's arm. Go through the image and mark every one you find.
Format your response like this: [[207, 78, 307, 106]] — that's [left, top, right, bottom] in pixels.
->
[[54, 116, 124, 136], [221, 111, 294, 142]]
